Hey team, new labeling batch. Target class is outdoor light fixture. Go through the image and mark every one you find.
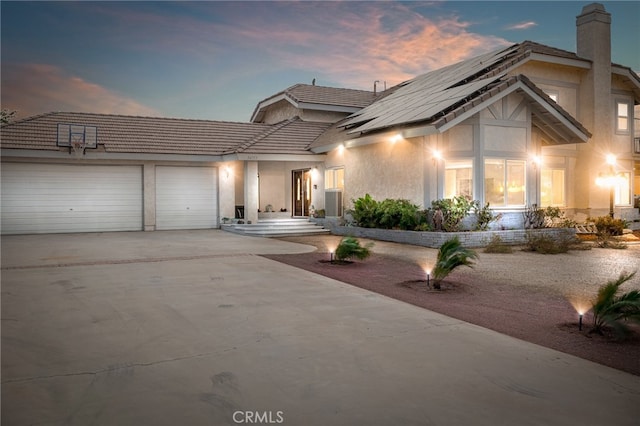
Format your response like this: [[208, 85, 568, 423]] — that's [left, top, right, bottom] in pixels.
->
[[390, 133, 402, 143], [579, 312, 583, 331], [596, 154, 622, 218], [426, 269, 431, 288], [329, 250, 334, 262]]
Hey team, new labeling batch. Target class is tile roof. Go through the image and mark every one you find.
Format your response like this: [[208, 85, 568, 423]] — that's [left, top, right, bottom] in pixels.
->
[[0, 112, 326, 156], [230, 117, 332, 155], [251, 84, 378, 122]]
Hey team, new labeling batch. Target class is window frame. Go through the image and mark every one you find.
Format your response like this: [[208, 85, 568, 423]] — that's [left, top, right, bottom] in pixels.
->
[[484, 158, 527, 208], [615, 100, 630, 134], [540, 167, 566, 207], [443, 158, 474, 200]]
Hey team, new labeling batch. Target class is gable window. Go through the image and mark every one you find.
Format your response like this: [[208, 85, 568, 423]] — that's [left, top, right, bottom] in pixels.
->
[[540, 168, 565, 207], [544, 90, 559, 103], [444, 159, 473, 199], [484, 159, 526, 207], [616, 101, 629, 133]]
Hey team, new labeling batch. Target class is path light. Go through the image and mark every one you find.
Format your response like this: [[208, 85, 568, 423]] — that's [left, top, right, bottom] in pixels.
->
[[568, 296, 590, 331], [579, 311, 584, 331], [425, 268, 431, 288]]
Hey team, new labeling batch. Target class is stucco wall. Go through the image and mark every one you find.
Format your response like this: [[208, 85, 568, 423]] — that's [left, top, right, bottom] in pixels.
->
[[339, 137, 425, 209]]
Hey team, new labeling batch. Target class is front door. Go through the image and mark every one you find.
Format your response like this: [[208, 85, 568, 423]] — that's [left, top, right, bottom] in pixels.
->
[[292, 169, 311, 216]]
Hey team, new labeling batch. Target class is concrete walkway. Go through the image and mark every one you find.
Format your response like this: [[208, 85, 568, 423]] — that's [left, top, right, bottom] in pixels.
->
[[2, 230, 639, 425]]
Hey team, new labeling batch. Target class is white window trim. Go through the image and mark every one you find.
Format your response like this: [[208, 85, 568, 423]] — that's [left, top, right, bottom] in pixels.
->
[[615, 99, 630, 134]]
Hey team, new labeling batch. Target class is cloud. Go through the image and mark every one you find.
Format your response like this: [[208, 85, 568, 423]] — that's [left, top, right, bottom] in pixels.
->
[[505, 21, 538, 31], [1, 63, 161, 119], [69, 2, 512, 91], [205, 2, 512, 89]]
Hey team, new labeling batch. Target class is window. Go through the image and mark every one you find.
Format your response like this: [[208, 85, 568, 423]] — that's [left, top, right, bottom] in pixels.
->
[[544, 90, 559, 103], [616, 101, 629, 132], [540, 168, 565, 207], [325, 168, 344, 190], [615, 172, 631, 205], [444, 159, 473, 199], [484, 159, 526, 207]]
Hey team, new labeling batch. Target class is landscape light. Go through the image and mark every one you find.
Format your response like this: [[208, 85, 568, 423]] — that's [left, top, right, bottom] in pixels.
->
[[579, 312, 583, 331], [425, 269, 431, 288]]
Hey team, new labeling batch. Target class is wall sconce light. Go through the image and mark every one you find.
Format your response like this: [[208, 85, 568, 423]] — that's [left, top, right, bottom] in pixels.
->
[[531, 155, 542, 168], [390, 133, 402, 144], [224, 166, 231, 180]]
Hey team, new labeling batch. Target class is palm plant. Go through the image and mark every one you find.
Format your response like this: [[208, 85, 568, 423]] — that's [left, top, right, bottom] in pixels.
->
[[334, 237, 373, 262], [591, 271, 640, 338], [432, 237, 478, 289]]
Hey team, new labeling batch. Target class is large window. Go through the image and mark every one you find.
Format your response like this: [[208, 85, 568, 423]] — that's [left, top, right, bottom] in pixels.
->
[[484, 159, 526, 207], [540, 168, 565, 207], [616, 101, 629, 133], [325, 168, 344, 190], [444, 160, 473, 199]]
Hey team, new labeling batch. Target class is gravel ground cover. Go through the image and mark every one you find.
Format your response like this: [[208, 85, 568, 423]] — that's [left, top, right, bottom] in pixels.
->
[[263, 234, 640, 376]]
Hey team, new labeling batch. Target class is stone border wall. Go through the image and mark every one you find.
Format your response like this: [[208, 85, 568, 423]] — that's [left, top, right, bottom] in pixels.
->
[[327, 225, 575, 248]]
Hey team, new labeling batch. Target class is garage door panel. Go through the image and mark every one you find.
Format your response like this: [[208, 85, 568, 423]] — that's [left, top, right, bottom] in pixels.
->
[[1, 163, 143, 234], [156, 166, 218, 230]]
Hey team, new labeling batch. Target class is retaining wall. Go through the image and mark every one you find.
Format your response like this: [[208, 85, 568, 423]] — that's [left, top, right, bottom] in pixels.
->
[[326, 225, 575, 248]]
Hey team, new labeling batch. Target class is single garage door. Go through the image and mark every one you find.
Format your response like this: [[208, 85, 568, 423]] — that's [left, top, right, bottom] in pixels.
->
[[155, 166, 218, 230], [1, 163, 143, 234]]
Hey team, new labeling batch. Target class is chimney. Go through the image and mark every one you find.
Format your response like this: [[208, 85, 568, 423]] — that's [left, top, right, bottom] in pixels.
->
[[576, 3, 611, 64]]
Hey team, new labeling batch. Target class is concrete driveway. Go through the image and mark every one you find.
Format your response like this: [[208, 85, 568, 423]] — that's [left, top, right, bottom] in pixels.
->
[[2, 230, 639, 425]]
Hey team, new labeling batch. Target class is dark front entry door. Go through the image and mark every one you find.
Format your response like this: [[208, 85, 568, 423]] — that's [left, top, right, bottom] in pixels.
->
[[292, 169, 311, 216]]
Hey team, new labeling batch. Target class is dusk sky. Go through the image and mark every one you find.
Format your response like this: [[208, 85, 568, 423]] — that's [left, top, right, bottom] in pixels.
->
[[2, 1, 639, 123]]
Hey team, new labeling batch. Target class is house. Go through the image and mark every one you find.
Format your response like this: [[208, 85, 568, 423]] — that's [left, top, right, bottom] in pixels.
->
[[1, 3, 639, 235]]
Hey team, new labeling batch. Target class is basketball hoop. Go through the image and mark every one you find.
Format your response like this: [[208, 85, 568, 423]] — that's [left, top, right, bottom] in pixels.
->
[[57, 123, 98, 157]]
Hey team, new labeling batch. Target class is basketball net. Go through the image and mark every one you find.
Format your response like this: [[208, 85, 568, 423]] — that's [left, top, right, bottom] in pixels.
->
[[71, 140, 85, 158]]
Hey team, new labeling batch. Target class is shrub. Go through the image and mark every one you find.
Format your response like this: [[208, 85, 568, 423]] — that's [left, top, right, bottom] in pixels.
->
[[377, 198, 420, 230], [431, 196, 475, 232], [591, 271, 640, 339], [589, 216, 627, 236], [474, 202, 496, 231], [432, 237, 478, 289], [523, 204, 546, 229], [483, 234, 513, 253], [334, 237, 373, 261], [351, 194, 379, 228], [522, 230, 577, 254]]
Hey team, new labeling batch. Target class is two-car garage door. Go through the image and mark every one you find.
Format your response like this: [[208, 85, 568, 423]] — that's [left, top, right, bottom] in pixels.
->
[[1, 163, 218, 234]]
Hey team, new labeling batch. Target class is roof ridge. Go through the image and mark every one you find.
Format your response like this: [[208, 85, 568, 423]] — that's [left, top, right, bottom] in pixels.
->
[[4, 111, 264, 126], [1, 111, 57, 127], [232, 116, 300, 153]]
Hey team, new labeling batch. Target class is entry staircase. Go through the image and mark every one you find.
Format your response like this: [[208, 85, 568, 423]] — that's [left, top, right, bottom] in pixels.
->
[[221, 218, 330, 238]]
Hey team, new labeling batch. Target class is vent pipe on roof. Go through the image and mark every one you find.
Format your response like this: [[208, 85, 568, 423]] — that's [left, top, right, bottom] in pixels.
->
[[374, 80, 380, 95], [312, 78, 316, 86]]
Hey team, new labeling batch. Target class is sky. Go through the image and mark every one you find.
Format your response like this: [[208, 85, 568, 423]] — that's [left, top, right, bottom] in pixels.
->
[[2, 1, 639, 123]]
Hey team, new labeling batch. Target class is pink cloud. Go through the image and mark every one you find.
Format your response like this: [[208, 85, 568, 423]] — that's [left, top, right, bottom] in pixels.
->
[[214, 3, 512, 90], [1, 63, 160, 119]]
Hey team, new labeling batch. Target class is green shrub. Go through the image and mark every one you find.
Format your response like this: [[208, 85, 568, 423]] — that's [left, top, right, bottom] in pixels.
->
[[523, 204, 546, 229], [474, 202, 496, 231], [334, 237, 373, 261], [483, 234, 513, 253], [591, 271, 640, 339], [431, 196, 475, 232], [432, 237, 478, 289], [377, 198, 420, 230], [351, 194, 379, 228]]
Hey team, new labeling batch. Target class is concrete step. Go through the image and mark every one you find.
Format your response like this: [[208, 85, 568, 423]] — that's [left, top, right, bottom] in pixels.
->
[[221, 219, 330, 238]]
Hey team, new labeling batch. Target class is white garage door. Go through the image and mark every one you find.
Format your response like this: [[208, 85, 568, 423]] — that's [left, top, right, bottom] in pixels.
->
[[155, 166, 218, 230], [1, 163, 143, 234]]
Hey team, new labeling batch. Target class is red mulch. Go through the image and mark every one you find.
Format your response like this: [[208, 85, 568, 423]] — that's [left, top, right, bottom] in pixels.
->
[[262, 251, 640, 376]]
